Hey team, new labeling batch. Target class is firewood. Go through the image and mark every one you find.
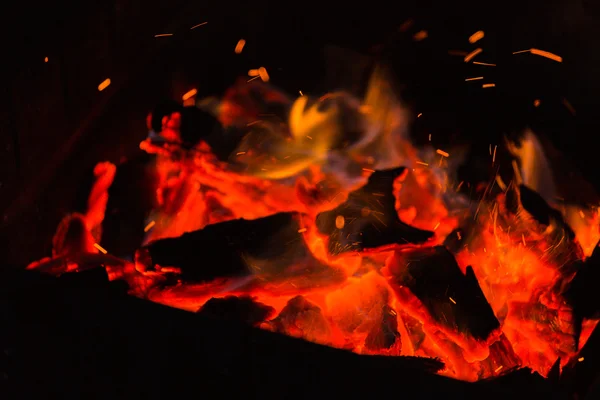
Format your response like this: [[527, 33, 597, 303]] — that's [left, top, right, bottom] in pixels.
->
[[144, 212, 326, 282], [315, 167, 433, 255], [385, 245, 500, 341]]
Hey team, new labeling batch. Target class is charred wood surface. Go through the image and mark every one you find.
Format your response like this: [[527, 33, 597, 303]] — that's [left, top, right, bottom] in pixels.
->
[[387, 246, 500, 341], [316, 167, 433, 255], [145, 212, 323, 282], [0, 269, 566, 400], [561, 322, 600, 400], [197, 295, 275, 327]]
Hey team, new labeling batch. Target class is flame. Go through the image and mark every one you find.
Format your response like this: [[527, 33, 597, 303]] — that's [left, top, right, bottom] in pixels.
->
[[28, 71, 600, 382]]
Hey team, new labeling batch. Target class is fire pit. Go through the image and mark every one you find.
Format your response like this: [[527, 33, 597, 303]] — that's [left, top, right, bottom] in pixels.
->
[[14, 52, 600, 398], [5, 3, 600, 398]]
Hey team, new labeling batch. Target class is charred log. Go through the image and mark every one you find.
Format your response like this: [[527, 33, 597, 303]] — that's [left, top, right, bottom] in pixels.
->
[[315, 167, 433, 255], [563, 241, 600, 321], [561, 321, 600, 399], [145, 212, 326, 282], [386, 246, 500, 341], [364, 305, 401, 351], [197, 295, 275, 326]]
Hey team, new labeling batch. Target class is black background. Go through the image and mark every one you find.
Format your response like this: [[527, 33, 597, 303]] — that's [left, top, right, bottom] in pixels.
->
[[2, 0, 600, 266]]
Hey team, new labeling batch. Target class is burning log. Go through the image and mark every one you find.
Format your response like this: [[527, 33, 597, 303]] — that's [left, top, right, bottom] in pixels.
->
[[385, 246, 500, 342], [197, 295, 275, 327], [315, 167, 434, 255], [505, 184, 583, 275], [144, 212, 328, 282], [563, 241, 600, 322]]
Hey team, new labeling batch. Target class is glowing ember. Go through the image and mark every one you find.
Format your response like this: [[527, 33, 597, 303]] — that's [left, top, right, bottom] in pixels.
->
[[468, 31, 485, 44], [28, 64, 599, 384], [98, 78, 111, 91], [234, 39, 246, 54]]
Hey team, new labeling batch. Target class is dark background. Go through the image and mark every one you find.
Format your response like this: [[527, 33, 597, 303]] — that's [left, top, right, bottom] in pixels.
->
[[2, 0, 600, 267]]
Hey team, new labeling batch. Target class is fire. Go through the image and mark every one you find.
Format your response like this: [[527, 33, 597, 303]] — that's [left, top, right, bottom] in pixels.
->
[[27, 67, 599, 383]]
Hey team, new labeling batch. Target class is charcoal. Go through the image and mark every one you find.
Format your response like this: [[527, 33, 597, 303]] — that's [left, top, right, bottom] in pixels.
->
[[548, 358, 561, 382], [561, 321, 600, 400], [145, 212, 323, 282], [364, 305, 400, 351], [315, 167, 434, 255], [387, 246, 500, 341], [264, 295, 332, 345], [510, 184, 576, 242], [480, 334, 522, 378], [563, 241, 600, 320], [476, 368, 563, 399], [101, 153, 159, 257], [197, 295, 275, 326]]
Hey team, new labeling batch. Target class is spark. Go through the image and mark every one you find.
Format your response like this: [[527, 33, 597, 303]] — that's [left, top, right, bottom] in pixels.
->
[[417, 112, 423, 118], [513, 48, 562, 62], [98, 78, 111, 91], [495, 175, 507, 191], [492, 145, 497, 163], [236, 151, 246, 156], [258, 67, 270, 82], [335, 215, 346, 229], [457, 231, 462, 240], [416, 161, 429, 166], [44, 56, 49, 63], [297, 228, 307, 233], [578, 357, 585, 362], [465, 76, 484, 81], [190, 22, 208, 30], [182, 88, 198, 101], [154, 33, 173, 37], [456, 181, 464, 191], [482, 83, 496, 88], [362, 168, 375, 173], [434, 222, 441, 230], [428, 134, 432, 141], [473, 61, 496, 66], [580, 210, 585, 219], [299, 90, 304, 96], [413, 30, 428, 41], [469, 31, 485, 44], [436, 149, 450, 157], [531, 48, 562, 62], [144, 220, 156, 232], [306, 135, 312, 140], [234, 39, 246, 54], [522, 234, 527, 246], [495, 365, 503, 373], [464, 48, 482, 62], [449, 297, 457, 304], [247, 76, 259, 82], [512, 160, 523, 184], [534, 99, 541, 107], [94, 243, 108, 254]]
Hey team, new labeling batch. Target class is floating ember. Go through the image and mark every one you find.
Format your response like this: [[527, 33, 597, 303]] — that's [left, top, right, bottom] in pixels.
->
[[27, 63, 599, 383]]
